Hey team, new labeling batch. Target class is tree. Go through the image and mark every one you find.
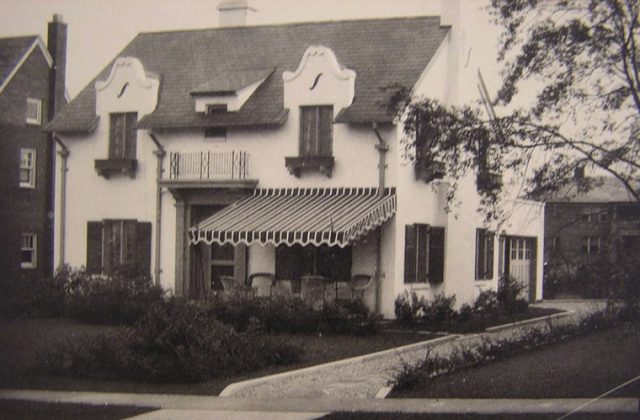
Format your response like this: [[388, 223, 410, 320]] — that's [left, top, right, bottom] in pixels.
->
[[393, 0, 640, 206]]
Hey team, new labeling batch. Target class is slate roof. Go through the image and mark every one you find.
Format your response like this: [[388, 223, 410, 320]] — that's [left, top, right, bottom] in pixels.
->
[[47, 16, 449, 132], [190, 68, 274, 95], [547, 177, 639, 204], [0, 36, 38, 89]]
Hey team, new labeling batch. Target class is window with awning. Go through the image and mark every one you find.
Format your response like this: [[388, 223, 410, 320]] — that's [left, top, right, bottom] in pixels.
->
[[189, 187, 396, 248]]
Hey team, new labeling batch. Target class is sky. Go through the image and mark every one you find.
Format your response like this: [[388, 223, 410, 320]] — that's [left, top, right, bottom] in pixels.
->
[[0, 0, 480, 98]]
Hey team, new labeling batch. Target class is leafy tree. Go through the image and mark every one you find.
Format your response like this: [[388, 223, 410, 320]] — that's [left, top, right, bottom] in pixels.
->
[[393, 0, 640, 208]]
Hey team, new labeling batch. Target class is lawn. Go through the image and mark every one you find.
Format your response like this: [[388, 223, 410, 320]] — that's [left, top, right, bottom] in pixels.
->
[[0, 400, 154, 420], [384, 306, 564, 334], [0, 318, 435, 396], [389, 322, 640, 399]]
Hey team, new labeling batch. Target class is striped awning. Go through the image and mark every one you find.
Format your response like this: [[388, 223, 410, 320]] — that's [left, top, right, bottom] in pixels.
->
[[189, 187, 396, 247]]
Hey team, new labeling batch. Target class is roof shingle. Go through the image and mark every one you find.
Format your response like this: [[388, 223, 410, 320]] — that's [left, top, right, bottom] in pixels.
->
[[0, 36, 38, 89], [48, 16, 449, 132]]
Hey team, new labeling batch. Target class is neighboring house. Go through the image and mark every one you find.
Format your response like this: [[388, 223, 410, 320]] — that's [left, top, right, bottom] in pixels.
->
[[47, 1, 543, 317], [0, 15, 67, 282], [544, 173, 640, 298]]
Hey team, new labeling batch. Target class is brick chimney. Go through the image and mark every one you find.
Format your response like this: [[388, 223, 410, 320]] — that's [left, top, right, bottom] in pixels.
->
[[218, 0, 255, 27], [47, 14, 67, 120]]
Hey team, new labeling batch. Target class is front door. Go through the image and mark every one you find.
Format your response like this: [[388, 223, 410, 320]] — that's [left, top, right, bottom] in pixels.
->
[[507, 237, 537, 302]]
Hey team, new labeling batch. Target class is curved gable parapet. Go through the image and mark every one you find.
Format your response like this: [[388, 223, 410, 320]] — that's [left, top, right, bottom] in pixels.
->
[[95, 57, 160, 119], [282, 45, 356, 113]]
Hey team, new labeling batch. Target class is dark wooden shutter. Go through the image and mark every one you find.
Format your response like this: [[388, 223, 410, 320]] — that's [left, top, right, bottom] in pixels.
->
[[135, 222, 152, 277], [86, 221, 103, 274], [486, 231, 495, 279], [416, 224, 429, 283], [318, 106, 333, 156], [300, 107, 314, 156], [428, 227, 445, 284], [475, 229, 485, 280], [108, 114, 117, 159], [103, 220, 115, 274], [126, 113, 137, 159], [404, 224, 417, 283]]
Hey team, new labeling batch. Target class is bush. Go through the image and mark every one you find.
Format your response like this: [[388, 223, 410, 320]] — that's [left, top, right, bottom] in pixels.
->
[[41, 298, 303, 383], [209, 292, 380, 335], [497, 275, 529, 315], [0, 275, 66, 319], [394, 291, 426, 324], [421, 294, 457, 325], [472, 290, 499, 316], [61, 266, 166, 326]]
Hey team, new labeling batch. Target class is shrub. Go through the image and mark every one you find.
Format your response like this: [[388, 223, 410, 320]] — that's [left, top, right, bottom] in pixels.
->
[[394, 291, 426, 324], [421, 294, 457, 325], [497, 275, 529, 315], [472, 290, 499, 316], [0, 275, 66, 319], [41, 298, 303, 383], [209, 292, 380, 335], [62, 266, 165, 326]]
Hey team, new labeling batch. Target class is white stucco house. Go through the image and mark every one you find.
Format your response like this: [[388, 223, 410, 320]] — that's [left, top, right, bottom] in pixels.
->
[[47, 1, 544, 318]]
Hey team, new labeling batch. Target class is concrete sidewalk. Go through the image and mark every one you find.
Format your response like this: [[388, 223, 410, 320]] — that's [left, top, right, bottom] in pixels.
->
[[218, 300, 606, 400], [0, 389, 636, 418]]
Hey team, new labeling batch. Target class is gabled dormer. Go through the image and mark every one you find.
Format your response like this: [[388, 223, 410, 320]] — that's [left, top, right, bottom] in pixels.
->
[[282, 45, 356, 178], [190, 68, 273, 114], [94, 57, 159, 178]]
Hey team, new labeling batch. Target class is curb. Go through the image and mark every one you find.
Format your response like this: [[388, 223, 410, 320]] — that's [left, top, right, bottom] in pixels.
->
[[485, 310, 575, 333], [219, 333, 460, 397]]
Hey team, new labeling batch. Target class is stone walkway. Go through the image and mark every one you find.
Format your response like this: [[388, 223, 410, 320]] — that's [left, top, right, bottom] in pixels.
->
[[219, 300, 607, 400]]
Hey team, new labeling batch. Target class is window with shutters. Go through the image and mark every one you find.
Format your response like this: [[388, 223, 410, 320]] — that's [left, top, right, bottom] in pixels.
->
[[475, 228, 495, 280], [285, 105, 334, 177], [86, 220, 151, 275], [404, 224, 445, 284], [94, 112, 138, 178]]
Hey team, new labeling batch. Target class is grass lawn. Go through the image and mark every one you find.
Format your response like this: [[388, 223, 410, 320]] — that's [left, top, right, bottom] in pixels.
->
[[0, 399, 154, 420], [0, 318, 435, 396], [384, 306, 564, 334], [390, 322, 640, 399]]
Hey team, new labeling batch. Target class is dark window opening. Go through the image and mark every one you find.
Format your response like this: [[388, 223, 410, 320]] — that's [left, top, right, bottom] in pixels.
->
[[206, 103, 228, 114], [86, 220, 151, 275], [275, 244, 351, 284], [475, 228, 495, 280], [404, 224, 445, 284], [300, 105, 333, 157], [109, 113, 137, 159]]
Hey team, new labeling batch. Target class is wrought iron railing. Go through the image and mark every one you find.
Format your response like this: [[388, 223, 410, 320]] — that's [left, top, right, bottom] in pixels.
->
[[168, 151, 249, 180]]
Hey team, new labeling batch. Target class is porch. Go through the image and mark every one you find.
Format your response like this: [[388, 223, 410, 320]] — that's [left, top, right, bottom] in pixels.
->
[[185, 187, 397, 311]]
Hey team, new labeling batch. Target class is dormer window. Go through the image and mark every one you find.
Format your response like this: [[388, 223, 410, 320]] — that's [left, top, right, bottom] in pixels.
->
[[206, 104, 228, 114], [285, 105, 334, 177], [95, 112, 138, 178]]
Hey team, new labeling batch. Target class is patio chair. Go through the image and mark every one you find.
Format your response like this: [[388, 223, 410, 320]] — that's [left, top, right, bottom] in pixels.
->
[[301, 275, 326, 308], [219, 275, 246, 297], [248, 272, 276, 298], [272, 279, 293, 297], [350, 274, 373, 302]]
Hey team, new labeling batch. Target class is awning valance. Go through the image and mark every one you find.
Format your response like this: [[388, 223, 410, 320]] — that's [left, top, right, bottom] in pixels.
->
[[189, 187, 396, 248]]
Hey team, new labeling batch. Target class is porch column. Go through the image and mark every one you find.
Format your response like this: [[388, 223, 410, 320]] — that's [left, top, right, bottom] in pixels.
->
[[174, 200, 187, 297]]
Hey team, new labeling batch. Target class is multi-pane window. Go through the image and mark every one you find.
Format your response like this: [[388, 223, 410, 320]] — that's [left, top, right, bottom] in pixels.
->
[[581, 237, 603, 254], [19, 148, 36, 188], [109, 113, 137, 159], [86, 220, 151, 275], [21, 233, 37, 268], [475, 228, 495, 280], [404, 224, 445, 284], [511, 237, 532, 260], [299, 106, 333, 157], [26, 98, 42, 125]]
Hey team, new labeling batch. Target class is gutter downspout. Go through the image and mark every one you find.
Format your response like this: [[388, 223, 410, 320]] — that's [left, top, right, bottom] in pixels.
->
[[149, 131, 166, 287], [372, 122, 389, 314], [53, 134, 69, 270]]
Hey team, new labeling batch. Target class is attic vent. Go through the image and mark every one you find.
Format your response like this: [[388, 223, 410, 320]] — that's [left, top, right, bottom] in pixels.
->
[[206, 104, 228, 114]]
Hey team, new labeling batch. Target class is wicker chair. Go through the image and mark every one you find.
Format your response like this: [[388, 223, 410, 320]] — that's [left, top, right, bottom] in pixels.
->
[[248, 272, 276, 298], [350, 274, 373, 301]]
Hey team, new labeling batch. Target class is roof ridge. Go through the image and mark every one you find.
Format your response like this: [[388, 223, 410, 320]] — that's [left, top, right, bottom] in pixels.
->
[[137, 15, 443, 37]]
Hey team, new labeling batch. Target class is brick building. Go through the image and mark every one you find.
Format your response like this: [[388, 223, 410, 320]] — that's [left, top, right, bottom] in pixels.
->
[[0, 15, 67, 282], [544, 175, 640, 297]]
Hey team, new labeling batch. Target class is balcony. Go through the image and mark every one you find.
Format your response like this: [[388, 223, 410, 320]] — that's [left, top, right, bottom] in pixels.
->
[[95, 158, 137, 178], [476, 170, 503, 192], [415, 159, 445, 183], [285, 156, 334, 178], [168, 150, 249, 181]]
